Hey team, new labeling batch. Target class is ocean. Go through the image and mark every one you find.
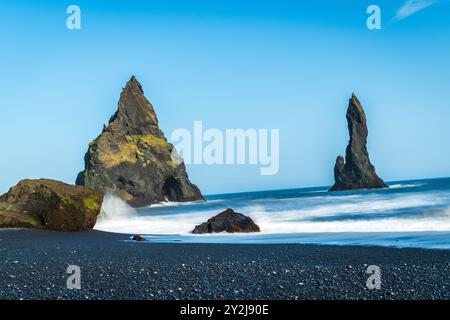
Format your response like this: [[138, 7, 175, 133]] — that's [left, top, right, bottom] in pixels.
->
[[95, 177, 450, 250]]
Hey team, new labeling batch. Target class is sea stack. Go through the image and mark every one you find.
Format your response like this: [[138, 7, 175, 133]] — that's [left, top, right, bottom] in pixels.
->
[[330, 94, 387, 191], [76, 76, 203, 207]]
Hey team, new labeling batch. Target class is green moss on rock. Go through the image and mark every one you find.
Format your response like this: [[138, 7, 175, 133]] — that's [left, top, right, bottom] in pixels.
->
[[0, 205, 42, 229], [83, 194, 103, 212]]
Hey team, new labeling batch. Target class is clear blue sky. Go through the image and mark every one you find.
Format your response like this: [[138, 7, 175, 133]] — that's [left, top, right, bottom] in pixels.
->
[[1, 0, 449, 195]]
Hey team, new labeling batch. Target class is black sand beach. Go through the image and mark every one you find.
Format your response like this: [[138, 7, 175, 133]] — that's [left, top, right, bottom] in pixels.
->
[[0, 230, 449, 300]]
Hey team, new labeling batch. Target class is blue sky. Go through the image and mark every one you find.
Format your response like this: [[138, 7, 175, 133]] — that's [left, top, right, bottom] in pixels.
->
[[0, 0, 449, 195]]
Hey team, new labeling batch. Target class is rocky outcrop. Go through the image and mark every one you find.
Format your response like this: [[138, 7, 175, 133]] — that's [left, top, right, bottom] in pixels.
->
[[0, 179, 104, 231], [330, 94, 387, 191], [192, 208, 260, 234], [132, 235, 145, 241], [76, 76, 203, 207]]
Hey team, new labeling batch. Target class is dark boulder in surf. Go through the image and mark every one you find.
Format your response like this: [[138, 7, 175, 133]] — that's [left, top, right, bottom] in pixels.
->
[[192, 208, 260, 234], [132, 235, 146, 241], [330, 94, 387, 191]]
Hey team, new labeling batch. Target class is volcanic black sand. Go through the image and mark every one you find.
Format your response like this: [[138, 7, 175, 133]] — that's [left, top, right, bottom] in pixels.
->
[[0, 230, 449, 300]]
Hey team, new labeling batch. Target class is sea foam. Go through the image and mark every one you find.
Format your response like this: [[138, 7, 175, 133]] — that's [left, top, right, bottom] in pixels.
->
[[94, 179, 450, 243]]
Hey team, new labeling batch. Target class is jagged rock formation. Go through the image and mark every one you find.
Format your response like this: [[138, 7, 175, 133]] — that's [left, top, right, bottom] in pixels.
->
[[0, 179, 104, 231], [192, 208, 260, 234], [330, 94, 387, 191], [76, 76, 203, 207]]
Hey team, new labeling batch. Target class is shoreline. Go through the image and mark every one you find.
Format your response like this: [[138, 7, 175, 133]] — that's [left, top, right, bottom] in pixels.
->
[[1, 229, 450, 300], [132, 231, 450, 251]]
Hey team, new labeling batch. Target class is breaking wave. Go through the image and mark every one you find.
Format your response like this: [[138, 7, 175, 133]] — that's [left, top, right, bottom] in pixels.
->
[[94, 178, 450, 249]]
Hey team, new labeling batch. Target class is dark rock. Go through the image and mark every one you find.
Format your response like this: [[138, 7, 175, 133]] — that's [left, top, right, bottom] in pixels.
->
[[330, 94, 387, 191], [0, 203, 41, 229], [0, 179, 104, 231], [76, 76, 203, 207], [192, 208, 260, 234], [132, 235, 146, 241]]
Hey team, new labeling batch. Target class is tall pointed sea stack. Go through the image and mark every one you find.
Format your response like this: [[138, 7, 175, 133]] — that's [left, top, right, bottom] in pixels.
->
[[330, 94, 387, 191], [76, 76, 203, 207]]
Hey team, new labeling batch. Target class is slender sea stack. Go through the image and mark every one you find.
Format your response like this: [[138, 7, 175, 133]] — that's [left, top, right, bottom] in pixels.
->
[[76, 76, 203, 207], [330, 94, 387, 191]]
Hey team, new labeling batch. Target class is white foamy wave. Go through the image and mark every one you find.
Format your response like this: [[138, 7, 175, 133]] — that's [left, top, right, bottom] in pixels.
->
[[95, 210, 450, 235], [146, 200, 207, 208], [97, 194, 137, 221], [244, 194, 441, 222], [257, 216, 450, 233], [94, 205, 450, 235], [388, 183, 426, 189], [148, 201, 191, 208], [94, 212, 215, 234], [93, 183, 450, 236], [95, 197, 220, 234]]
